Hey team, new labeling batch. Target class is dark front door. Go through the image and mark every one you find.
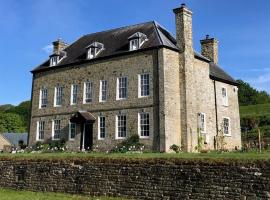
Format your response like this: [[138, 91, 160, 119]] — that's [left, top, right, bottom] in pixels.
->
[[84, 123, 93, 150]]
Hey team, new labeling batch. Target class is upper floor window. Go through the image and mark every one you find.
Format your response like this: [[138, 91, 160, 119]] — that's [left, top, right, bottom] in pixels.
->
[[117, 77, 127, 100], [86, 42, 104, 59], [138, 112, 150, 138], [52, 119, 61, 140], [36, 121, 45, 141], [139, 74, 150, 97], [128, 32, 148, 51], [39, 88, 48, 108], [98, 116, 106, 140], [198, 113, 206, 133], [71, 84, 78, 105], [116, 114, 127, 139], [223, 117, 230, 136], [69, 122, 76, 140], [84, 81, 93, 103], [50, 55, 59, 66], [99, 80, 108, 102], [222, 87, 228, 106], [54, 86, 63, 107]]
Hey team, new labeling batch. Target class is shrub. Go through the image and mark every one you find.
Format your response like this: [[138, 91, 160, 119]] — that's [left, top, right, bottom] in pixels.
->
[[170, 144, 181, 153], [111, 134, 144, 153]]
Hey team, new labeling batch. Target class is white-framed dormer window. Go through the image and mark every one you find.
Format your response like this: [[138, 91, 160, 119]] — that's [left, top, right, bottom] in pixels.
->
[[69, 122, 76, 140], [54, 86, 63, 107], [222, 87, 228, 106], [223, 117, 231, 136], [98, 116, 106, 140], [99, 80, 108, 102], [84, 81, 93, 103], [129, 32, 148, 51], [138, 112, 150, 138], [116, 114, 127, 139], [117, 77, 127, 100], [198, 113, 206, 133], [86, 42, 104, 59], [52, 119, 61, 140], [39, 88, 48, 108], [36, 121, 45, 141], [138, 74, 150, 98], [70, 84, 78, 105], [50, 55, 59, 66]]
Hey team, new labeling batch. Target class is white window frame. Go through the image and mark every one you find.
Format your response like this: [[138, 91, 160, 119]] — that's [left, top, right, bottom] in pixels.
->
[[138, 112, 150, 138], [130, 39, 139, 51], [52, 120, 61, 140], [70, 84, 78, 105], [98, 116, 106, 140], [54, 86, 63, 107], [69, 122, 76, 140], [39, 88, 48, 108], [198, 113, 206, 133], [36, 121, 45, 141], [99, 80, 108, 102], [115, 114, 127, 139], [50, 56, 59, 66], [223, 117, 231, 136], [138, 74, 150, 98], [83, 81, 93, 104], [116, 77, 127, 100], [222, 87, 228, 106]]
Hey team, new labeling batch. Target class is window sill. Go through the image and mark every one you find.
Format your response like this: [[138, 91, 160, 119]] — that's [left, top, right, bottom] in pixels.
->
[[116, 98, 127, 101], [69, 138, 75, 141], [222, 104, 229, 107], [36, 139, 44, 142], [52, 138, 60, 141], [54, 105, 62, 108], [115, 137, 126, 140], [224, 134, 231, 137], [98, 138, 105, 140], [139, 136, 150, 139], [138, 95, 150, 98]]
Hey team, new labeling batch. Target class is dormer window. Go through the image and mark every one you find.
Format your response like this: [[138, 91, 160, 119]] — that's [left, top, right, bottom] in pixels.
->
[[86, 42, 104, 59], [50, 54, 59, 66], [128, 32, 148, 51]]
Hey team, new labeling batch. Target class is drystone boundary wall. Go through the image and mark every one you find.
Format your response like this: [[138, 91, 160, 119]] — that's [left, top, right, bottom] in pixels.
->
[[0, 158, 269, 200]]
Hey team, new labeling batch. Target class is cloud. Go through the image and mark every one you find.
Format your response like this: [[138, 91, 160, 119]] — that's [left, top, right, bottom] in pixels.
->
[[42, 44, 53, 54], [247, 72, 270, 93]]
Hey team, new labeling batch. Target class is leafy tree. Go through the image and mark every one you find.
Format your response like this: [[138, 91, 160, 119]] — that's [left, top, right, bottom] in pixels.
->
[[0, 113, 26, 133]]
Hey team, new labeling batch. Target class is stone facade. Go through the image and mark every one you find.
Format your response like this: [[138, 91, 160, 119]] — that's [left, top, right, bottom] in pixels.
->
[[29, 4, 241, 152], [0, 158, 269, 199]]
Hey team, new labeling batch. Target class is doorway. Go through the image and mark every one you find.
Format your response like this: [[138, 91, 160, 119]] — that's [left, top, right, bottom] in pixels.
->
[[82, 123, 93, 150]]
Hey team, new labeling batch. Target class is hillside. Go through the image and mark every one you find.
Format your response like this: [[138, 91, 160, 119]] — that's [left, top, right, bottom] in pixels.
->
[[240, 103, 270, 117]]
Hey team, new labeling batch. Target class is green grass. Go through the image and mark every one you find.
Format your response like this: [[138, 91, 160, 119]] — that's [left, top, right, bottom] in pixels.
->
[[240, 103, 270, 117], [0, 188, 125, 200], [0, 151, 269, 161]]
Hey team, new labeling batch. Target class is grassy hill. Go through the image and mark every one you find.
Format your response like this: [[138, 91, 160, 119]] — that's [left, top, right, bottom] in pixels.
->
[[240, 103, 270, 117]]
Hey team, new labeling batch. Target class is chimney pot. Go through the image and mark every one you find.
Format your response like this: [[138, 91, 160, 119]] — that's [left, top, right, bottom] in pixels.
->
[[206, 34, 210, 39], [181, 3, 186, 7], [52, 38, 68, 54]]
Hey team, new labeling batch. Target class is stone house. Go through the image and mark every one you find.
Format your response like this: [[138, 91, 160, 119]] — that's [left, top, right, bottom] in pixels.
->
[[0, 133, 28, 151], [28, 4, 241, 152]]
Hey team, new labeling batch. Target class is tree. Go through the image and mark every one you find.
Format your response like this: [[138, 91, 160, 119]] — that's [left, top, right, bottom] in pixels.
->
[[0, 113, 26, 133]]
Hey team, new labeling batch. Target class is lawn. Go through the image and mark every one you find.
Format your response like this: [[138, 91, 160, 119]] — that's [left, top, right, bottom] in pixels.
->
[[0, 151, 269, 161], [240, 103, 270, 117], [0, 188, 126, 200]]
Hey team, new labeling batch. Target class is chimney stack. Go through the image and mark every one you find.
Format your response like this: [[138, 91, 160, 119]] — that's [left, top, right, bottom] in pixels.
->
[[200, 35, 219, 63], [52, 38, 68, 54]]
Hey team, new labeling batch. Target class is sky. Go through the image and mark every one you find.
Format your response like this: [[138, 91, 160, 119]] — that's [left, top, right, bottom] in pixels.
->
[[0, 0, 270, 105]]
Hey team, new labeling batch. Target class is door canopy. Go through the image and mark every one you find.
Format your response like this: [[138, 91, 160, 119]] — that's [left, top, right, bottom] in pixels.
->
[[70, 111, 96, 124]]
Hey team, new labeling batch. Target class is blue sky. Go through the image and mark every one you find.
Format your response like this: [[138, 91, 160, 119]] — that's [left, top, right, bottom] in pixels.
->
[[0, 0, 270, 105]]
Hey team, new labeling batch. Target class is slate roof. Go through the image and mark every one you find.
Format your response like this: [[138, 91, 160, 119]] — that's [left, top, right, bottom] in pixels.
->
[[210, 62, 237, 85], [1, 133, 28, 147], [31, 21, 236, 85]]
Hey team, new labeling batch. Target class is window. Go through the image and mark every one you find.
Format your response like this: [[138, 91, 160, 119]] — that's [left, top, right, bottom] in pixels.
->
[[54, 86, 63, 107], [117, 77, 127, 100], [139, 74, 150, 97], [86, 42, 104, 59], [223, 117, 230, 136], [84, 82, 93, 103], [116, 114, 127, 139], [138, 113, 150, 138], [50, 56, 59, 66], [222, 87, 228, 106], [98, 116, 106, 139], [39, 88, 48, 108], [130, 39, 139, 51], [71, 84, 78, 105], [69, 122, 76, 140], [52, 120, 61, 140], [198, 113, 206, 133], [99, 80, 108, 102], [36, 121, 45, 141]]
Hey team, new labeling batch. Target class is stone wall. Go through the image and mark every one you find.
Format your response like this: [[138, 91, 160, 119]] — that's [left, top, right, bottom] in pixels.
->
[[0, 158, 269, 200]]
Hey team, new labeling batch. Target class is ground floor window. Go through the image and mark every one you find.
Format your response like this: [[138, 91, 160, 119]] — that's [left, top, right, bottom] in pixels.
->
[[138, 112, 150, 138], [69, 122, 76, 140], [52, 120, 61, 140], [223, 117, 230, 135], [98, 116, 106, 139], [37, 121, 45, 141], [116, 114, 127, 139]]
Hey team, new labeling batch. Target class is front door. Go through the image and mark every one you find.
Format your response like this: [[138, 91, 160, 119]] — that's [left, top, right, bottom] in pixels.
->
[[81, 123, 93, 150]]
